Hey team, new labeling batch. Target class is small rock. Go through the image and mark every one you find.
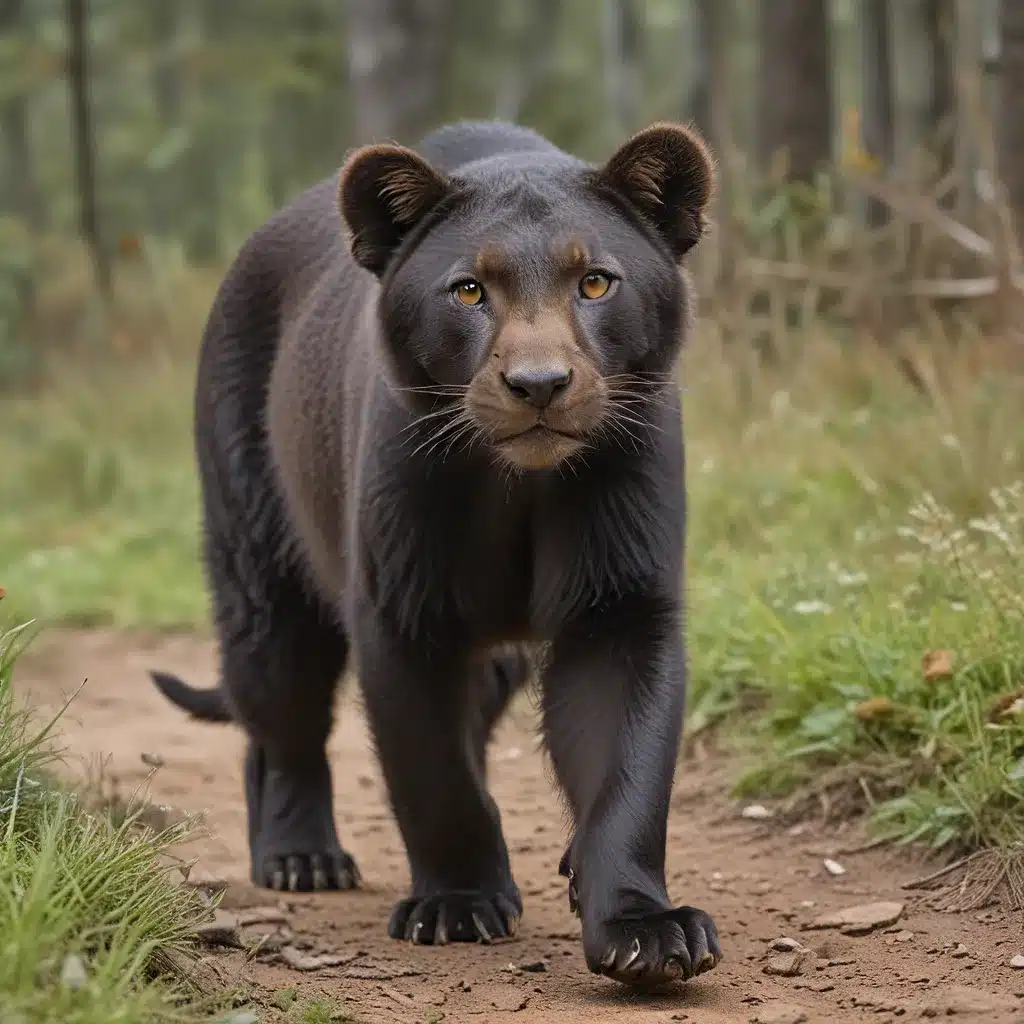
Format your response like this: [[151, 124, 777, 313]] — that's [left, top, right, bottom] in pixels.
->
[[193, 911, 244, 948], [742, 804, 773, 820], [950, 943, 970, 959], [807, 901, 903, 935], [238, 906, 289, 927], [1010, 954, 1024, 969], [219, 1014, 260, 1024], [60, 953, 88, 990], [140, 751, 165, 768], [763, 951, 816, 977], [770, 937, 805, 953], [278, 947, 363, 972], [822, 858, 846, 876], [519, 960, 547, 973], [892, 930, 914, 943]]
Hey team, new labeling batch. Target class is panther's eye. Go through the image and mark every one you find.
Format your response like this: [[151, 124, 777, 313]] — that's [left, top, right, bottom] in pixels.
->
[[453, 280, 484, 306], [579, 272, 612, 300]]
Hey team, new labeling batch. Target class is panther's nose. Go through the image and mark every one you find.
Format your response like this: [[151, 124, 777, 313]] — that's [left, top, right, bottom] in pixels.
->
[[501, 365, 572, 408]]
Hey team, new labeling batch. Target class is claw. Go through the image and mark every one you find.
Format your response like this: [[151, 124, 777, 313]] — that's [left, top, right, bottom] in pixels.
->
[[344, 858, 362, 888], [270, 867, 285, 891], [311, 854, 329, 891], [621, 937, 642, 971], [411, 920, 425, 944], [472, 912, 493, 945], [601, 946, 617, 970], [664, 959, 685, 981], [435, 905, 449, 946], [697, 951, 716, 974], [506, 913, 520, 938]]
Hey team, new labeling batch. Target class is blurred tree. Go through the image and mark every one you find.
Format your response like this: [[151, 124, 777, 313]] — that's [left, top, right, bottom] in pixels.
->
[[344, 0, 456, 144], [926, 0, 956, 173], [1, 0, 41, 228], [756, 0, 832, 182], [999, 0, 1024, 235], [492, 0, 551, 124], [66, 0, 110, 296], [860, 0, 894, 224], [601, 0, 642, 141], [690, 0, 731, 150]]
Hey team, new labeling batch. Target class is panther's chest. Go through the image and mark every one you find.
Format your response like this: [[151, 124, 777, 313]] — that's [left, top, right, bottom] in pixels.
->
[[354, 465, 682, 647]]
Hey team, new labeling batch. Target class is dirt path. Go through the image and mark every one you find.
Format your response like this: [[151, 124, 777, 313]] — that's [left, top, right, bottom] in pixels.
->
[[15, 630, 1024, 1023]]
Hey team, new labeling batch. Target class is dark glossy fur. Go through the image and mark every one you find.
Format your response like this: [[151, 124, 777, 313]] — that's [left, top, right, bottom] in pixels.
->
[[151, 119, 721, 987]]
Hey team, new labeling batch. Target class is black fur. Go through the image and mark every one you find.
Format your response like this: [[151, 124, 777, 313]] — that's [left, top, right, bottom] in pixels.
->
[[151, 119, 720, 987]]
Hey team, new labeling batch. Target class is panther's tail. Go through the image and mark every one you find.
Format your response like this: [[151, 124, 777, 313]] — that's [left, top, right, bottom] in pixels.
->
[[149, 670, 233, 723]]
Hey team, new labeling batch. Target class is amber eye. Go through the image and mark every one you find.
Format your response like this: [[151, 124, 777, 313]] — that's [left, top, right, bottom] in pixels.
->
[[454, 280, 484, 306], [579, 272, 612, 300]]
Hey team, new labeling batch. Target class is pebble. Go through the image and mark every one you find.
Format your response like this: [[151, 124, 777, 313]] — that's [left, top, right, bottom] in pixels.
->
[[769, 937, 805, 953], [60, 954, 88, 990], [519, 960, 547, 973], [193, 911, 244, 948], [807, 901, 903, 935], [822, 858, 846, 876], [950, 943, 970, 959], [763, 951, 816, 977], [742, 804, 773, 820], [1011, 954, 1024, 969]]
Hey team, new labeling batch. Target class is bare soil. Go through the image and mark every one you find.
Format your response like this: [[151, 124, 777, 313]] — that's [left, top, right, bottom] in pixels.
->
[[16, 629, 1024, 1024]]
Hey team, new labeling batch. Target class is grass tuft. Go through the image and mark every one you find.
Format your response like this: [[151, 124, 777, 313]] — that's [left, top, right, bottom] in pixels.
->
[[0, 614, 221, 1023]]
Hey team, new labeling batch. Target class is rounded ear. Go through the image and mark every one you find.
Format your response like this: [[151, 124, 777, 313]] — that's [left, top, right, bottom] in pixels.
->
[[338, 144, 452, 277], [596, 123, 715, 261]]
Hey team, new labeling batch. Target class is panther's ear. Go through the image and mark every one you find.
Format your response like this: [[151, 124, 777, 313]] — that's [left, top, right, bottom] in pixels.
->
[[596, 123, 715, 261], [338, 144, 453, 277]]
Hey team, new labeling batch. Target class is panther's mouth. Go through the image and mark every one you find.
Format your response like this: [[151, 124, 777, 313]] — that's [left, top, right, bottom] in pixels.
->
[[494, 422, 587, 470], [498, 423, 581, 444]]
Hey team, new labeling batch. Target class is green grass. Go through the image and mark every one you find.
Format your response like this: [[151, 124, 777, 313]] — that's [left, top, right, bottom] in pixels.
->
[[0, 615, 232, 1023], [1, 322, 1022, 856], [0, 357, 205, 628], [685, 330, 1024, 852]]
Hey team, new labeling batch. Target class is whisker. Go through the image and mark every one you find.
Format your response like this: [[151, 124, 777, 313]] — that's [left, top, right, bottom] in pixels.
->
[[394, 383, 471, 395], [408, 413, 475, 460], [399, 405, 463, 439]]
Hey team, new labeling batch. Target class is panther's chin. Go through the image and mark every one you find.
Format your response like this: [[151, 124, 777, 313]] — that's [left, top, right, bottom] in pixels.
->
[[495, 425, 588, 471]]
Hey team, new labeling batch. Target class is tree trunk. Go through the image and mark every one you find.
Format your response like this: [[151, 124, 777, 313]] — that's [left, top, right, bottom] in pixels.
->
[[493, 0, 554, 124], [601, 0, 642, 142], [344, 0, 456, 145], [690, 0, 734, 287], [927, 0, 956, 174], [999, 0, 1024, 236], [150, 0, 183, 236], [1, 0, 41, 228], [860, 0, 894, 225], [66, 0, 110, 296], [756, 0, 833, 182]]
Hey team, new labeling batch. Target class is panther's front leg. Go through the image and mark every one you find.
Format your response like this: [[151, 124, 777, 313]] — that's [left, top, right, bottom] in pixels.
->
[[356, 611, 522, 944], [543, 592, 721, 986]]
